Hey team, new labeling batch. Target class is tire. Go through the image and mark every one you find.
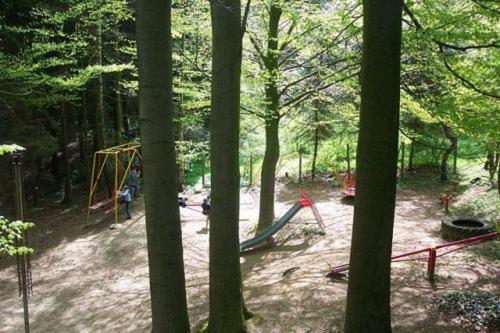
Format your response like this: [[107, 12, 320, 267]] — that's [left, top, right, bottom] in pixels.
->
[[441, 216, 492, 241]]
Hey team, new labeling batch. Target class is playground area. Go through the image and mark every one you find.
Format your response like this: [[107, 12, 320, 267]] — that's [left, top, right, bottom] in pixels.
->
[[1, 173, 498, 333]]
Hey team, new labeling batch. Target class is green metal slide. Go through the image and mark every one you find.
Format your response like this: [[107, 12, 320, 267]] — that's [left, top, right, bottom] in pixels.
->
[[240, 202, 302, 252]]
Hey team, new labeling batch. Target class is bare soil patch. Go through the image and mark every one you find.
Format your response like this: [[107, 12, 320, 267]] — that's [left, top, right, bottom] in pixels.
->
[[1, 182, 498, 332]]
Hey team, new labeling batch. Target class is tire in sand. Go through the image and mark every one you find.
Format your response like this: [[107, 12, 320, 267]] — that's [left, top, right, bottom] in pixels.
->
[[441, 216, 492, 241]]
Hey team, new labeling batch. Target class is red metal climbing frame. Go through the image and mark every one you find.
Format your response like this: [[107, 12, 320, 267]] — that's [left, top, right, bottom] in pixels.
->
[[327, 232, 499, 280], [299, 190, 325, 231]]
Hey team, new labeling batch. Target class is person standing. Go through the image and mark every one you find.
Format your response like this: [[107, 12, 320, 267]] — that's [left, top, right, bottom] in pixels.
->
[[119, 186, 132, 219], [127, 168, 139, 199]]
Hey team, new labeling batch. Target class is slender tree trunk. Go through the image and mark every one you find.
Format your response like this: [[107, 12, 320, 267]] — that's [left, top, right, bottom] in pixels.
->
[[95, 19, 106, 151], [256, 3, 282, 233], [440, 124, 457, 181], [400, 142, 405, 178], [79, 92, 90, 185], [208, 1, 246, 331], [346, 143, 351, 179], [487, 149, 499, 186], [257, 117, 279, 232], [497, 152, 500, 194], [298, 154, 303, 184], [311, 104, 319, 181], [344, 1, 403, 332], [177, 116, 185, 192], [136, 0, 190, 331], [114, 74, 123, 146], [452, 138, 458, 174], [408, 141, 415, 171], [61, 102, 72, 204], [95, 17, 112, 197], [123, 97, 130, 138]]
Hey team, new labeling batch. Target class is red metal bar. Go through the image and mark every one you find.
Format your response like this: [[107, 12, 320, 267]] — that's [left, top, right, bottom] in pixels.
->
[[299, 190, 325, 230], [435, 232, 499, 249], [327, 232, 499, 276]]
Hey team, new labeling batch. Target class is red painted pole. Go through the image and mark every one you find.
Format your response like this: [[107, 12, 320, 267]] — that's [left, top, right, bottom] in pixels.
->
[[427, 246, 437, 281]]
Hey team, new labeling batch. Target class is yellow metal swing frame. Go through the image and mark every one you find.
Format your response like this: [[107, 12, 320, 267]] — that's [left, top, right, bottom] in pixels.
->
[[86, 142, 142, 224]]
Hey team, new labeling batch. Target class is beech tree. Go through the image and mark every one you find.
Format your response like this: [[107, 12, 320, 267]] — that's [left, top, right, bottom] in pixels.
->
[[344, 1, 403, 332], [136, 0, 190, 331], [208, 0, 249, 331]]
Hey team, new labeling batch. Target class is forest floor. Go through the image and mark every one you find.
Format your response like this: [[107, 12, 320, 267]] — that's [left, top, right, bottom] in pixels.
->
[[1, 171, 499, 332]]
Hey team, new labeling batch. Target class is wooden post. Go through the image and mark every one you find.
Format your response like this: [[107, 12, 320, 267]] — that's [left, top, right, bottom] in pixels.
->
[[347, 143, 351, 180], [249, 154, 253, 187], [12, 153, 30, 333], [400, 142, 405, 178], [298, 154, 303, 184]]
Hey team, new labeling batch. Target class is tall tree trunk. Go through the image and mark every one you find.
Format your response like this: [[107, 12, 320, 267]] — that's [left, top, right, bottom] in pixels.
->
[[123, 97, 130, 138], [256, 2, 282, 233], [344, 1, 403, 332], [311, 103, 320, 181], [257, 117, 279, 232], [440, 123, 457, 181], [114, 74, 123, 146], [94, 17, 112, 197], [79, 92, 90, 185], [487, 149, 499, 185], [208, 0, 247, 331], [95, 19, 106, 151], [136, 0, 190, 331], [61, 102, 72, 204]]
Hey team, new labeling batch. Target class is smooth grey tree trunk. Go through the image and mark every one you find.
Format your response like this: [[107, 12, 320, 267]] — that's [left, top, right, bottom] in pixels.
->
[[344, 1, 403, 332], [440, 124, 457, 181], [208, 0, 247, 331], [136, 0, 190, 331], [256, 3, 282, 233], [311, 104, 320, 181], [114, 75, 123, 146], [79, 92, 90, 185], [61, 102, 72, 204]]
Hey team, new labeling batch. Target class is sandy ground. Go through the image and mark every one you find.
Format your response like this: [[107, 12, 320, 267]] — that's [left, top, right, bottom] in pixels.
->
[[1, 182, 499, 332]]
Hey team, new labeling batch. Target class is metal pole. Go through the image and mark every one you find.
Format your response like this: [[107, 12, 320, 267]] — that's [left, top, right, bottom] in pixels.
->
[[12, 153, 30, 333]]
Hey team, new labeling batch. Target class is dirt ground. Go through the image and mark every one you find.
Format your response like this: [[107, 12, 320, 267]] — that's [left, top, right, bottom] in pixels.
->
[[1, 182, 499, 332]]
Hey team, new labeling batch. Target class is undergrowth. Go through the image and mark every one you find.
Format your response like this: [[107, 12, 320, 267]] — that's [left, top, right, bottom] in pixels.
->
[[434, 289, 500, 332]]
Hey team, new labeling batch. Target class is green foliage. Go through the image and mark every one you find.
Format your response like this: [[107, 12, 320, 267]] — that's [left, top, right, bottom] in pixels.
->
[[0, 216, 34, 256], [434, 290, 500, 332], [0, 144, 25, 156]]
